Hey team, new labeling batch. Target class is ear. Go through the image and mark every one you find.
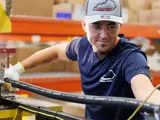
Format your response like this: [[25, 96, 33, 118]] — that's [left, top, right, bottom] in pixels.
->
[[81, 20, 86, 32]]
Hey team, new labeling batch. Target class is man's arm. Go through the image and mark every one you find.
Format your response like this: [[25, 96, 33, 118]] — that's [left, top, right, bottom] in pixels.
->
[[21, 42, 70, 70], [131, 74, 160, 105], [3, 42, 71, 90], [4, 38, 81, 82]]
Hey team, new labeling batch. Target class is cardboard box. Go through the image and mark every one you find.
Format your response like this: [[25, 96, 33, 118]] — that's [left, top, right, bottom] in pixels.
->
[[66, 0, 85, 5], [151, 1, 160, 9], [121, 0, 129, 8], [53, 3, 85, 20], [122, 8, 128, 23], [72, 4, 84, 20], [54, 0, 68, 4], [139, 9, 160, 25], [11, 0, 53, 17], [53, 3, 72, 19], [128, 0, 150, 11], [0, 0, 6, 10], [150, 10, 160, 25], [128, 10, 139, 24], [0, 0, 12, 15], [139, 10, 152, 24], [65, 61, 79, 73]]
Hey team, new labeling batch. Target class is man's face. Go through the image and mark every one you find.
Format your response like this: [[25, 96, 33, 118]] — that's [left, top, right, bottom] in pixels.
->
[[83, 21, 120, 53]]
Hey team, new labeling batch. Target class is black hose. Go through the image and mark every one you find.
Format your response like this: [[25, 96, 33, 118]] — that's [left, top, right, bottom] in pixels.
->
[[4, 78, 159, 113]]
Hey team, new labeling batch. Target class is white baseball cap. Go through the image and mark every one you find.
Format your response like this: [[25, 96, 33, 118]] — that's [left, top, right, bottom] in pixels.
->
[[84, 0, 123, 24]]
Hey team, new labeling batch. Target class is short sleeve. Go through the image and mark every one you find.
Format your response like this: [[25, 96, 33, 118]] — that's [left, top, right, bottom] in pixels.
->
[[123, 52, 151, 84], [66, 38, 82, 61]]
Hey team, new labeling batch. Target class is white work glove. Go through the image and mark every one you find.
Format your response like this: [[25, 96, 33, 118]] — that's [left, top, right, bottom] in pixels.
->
[[3, 62, 25, 92], [4, 62, 25, 81]]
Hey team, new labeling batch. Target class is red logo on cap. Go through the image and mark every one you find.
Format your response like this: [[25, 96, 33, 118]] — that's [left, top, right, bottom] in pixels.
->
[[96, 8, 113, 11], [93, 0, 117, 11]]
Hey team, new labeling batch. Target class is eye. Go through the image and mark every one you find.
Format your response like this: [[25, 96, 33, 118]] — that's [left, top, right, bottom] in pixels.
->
[[94, 25, 101, 29], [92, 24, 101, 30], [108, 25, 117, 29]]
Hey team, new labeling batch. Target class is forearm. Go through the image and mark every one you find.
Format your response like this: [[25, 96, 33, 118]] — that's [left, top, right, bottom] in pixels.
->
[[21, 47, 58, 70], [131, 74, 160, 105], [135, 85, 160, 105], [146, 89, 160, 105]]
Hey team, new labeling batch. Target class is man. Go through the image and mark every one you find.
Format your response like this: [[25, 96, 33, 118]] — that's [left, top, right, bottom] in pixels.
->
[[4, 0, 160, 120]]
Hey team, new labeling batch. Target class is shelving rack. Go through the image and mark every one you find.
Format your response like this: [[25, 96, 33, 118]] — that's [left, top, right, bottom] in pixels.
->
[[1, 16, 160, 42]]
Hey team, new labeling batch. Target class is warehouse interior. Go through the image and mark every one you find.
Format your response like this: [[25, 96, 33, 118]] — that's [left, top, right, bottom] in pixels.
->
[[0, 0, 160, 120]]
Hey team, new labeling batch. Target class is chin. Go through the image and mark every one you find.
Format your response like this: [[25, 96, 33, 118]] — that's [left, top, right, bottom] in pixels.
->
[[93, 45, 111, 53], [96, 48, 110, 53], [100, 49, 109, 53]]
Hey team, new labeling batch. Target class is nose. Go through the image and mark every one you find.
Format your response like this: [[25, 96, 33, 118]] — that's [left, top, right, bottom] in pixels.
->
[[99, 27, 109, 38]]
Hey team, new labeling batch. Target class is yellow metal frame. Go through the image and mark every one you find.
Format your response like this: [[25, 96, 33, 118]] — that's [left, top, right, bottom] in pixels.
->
[[0, 94, 63, 120], [0, 105, 63, 119]]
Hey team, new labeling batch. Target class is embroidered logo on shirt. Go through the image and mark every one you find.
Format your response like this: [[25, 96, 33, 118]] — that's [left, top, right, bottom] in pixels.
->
[[100, 70, 116, 82]]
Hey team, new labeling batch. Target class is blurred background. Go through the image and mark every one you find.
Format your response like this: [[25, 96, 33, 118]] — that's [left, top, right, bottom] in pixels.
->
[[0, 0, 160, 119]]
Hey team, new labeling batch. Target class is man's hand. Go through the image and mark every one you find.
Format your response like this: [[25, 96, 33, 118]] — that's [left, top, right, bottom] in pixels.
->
[[4, 67, 20, 81], [3, 62, 25, 92], [4, 62, 25, 81]]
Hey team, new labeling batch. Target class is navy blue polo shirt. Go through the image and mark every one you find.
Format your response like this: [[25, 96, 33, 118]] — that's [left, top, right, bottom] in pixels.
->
[[66, 35, 150, 120]]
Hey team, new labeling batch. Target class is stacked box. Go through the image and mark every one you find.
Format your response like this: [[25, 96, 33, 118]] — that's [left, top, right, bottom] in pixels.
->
[[150, 0, 160, 25], [53, 3, 84, 20]]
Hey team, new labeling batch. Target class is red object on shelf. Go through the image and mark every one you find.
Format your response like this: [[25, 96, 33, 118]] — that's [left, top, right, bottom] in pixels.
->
[[0, 48, 16, 68], [0, 48, 16, 53]]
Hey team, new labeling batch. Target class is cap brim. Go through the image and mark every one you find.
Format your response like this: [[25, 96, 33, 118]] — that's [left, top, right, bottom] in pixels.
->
[[85, 15, 123, 24]]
